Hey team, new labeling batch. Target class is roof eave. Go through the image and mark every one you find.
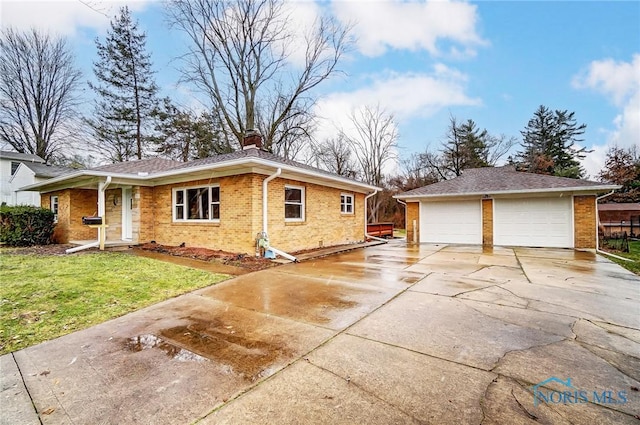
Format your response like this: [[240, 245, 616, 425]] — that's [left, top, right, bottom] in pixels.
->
[[22, 157, 381, 193], [394, 185, 622, 200]]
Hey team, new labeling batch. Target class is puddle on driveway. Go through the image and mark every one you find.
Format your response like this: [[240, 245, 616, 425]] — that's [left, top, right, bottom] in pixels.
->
[[125, 334, 209, 363], [126, 318, 293, 382], [200, 274, 360, 326]]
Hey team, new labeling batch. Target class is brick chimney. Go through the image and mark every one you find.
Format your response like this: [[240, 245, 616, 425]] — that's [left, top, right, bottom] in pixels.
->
[[242, 129, 263, 150]]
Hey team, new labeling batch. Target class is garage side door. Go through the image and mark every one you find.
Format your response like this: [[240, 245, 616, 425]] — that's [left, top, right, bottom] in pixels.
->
[[494, 197, 573, 248], [420, 200, 482, 244]]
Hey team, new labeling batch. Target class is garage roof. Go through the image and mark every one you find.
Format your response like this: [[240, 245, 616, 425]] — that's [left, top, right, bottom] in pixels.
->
[[395, 166, 620, 199]]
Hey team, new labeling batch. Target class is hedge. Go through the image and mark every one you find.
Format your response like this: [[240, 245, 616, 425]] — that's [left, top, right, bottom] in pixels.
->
[[0, 205, 55, 246]]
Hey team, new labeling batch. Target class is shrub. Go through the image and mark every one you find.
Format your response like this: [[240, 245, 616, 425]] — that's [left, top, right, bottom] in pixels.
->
[[0, 205, 55, 246]]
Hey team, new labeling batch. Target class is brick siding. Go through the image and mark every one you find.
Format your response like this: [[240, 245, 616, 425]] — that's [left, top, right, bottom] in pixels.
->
[[482, 198, 493, 246], [405, 202, 420, 243], [574, 195, 596, 249], [42, 189, 97, 243]]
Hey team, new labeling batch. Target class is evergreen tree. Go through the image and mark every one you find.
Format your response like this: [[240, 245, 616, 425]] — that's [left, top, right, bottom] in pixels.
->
[[87, 6, 158, 161], [150, 98, 232, 162], [442, 117, 490, 177], [518, 105, 588, 178]]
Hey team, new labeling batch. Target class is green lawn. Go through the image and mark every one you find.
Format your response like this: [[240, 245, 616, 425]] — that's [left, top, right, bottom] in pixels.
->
[[393, 228, 406, 238], [601, 240, 640, 275], [0, 252, 230, 355]]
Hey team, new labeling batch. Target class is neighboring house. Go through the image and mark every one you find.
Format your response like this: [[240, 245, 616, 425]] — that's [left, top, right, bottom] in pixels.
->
[[10, 162, 74, 206], [22, 136, 379, 255], [598, 203, 640, 237], [394, 167, 619, 249], [0, 150, 46, 205]]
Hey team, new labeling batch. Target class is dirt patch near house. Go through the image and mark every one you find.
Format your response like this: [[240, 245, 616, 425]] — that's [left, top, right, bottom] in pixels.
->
[[133, 243, 275, 272], [0, 244, 77, 256]]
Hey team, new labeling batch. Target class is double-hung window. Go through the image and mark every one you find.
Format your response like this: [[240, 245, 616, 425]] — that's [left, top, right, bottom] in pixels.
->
[[50, 195, 59, 223], [284, 186, 305, 221], [174, 185, 220, 221], [340, 193, 354, 214]]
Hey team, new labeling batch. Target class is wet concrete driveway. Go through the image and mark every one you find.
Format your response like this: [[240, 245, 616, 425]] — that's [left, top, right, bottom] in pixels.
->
[[2, 243, 639, 424]]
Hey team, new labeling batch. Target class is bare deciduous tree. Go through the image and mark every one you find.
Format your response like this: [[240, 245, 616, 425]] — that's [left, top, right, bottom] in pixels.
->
[[311, 134, 358, 178], [0, 28, 81, 162], [167, 0, 350, 155], [342, 105, 398, 222]]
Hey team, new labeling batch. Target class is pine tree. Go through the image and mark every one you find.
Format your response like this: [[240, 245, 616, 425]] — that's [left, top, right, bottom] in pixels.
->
[[442, 117, 490, 177], [87, 6, 157, 162], [518, 105, 588, 178], [150, 98, 233, 162]]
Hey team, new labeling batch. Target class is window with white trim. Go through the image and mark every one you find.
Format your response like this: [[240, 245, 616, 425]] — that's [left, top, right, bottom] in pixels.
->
[[340, 193, 354, 214], [50, 195, 59, 223], [284, 186, 304, 221], [173, 185, 220, 221]]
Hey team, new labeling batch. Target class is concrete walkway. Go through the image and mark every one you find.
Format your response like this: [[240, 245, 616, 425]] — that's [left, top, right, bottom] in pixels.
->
[[1, 243, 639, 424]]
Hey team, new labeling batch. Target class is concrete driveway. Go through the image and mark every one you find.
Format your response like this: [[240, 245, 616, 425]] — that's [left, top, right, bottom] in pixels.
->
[[2, 243, 639, 424]]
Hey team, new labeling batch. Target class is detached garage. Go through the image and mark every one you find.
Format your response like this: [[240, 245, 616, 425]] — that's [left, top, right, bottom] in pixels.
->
[[395, 167, 619, 249]]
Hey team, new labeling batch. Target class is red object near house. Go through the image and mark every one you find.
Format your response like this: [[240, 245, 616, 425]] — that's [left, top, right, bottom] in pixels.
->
[[367, 222, 394, 238]]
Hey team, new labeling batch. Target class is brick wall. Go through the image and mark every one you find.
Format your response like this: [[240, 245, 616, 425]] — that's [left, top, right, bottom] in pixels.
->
[[405, 202, 420, 243], [574, 195, 596, 249], [149, 173, 366, 254], [104, 189, 122, 240], [41, 189, 97, 243], [265, 178, 365, 253], [482, 198, 493, 246], [42, 191, 68, 243], [151, 175, 259, 253], [135, 186, 154, 243]]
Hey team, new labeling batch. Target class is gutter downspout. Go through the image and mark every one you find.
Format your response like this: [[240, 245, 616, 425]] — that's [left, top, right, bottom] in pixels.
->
[[595, 190, 633, 262], [66, 176, 112, 254], [364, 190, 387, 242], [262, 168, 298, 262]]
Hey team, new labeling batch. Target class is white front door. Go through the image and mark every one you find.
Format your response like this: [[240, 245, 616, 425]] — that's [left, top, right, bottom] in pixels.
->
[[494, 197, 573, 248], [122, 188, 133, 240], [420, 200, 482, 244]]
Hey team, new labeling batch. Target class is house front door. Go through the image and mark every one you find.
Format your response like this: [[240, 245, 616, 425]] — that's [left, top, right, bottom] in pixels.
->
[[122, 188, 133, 240]]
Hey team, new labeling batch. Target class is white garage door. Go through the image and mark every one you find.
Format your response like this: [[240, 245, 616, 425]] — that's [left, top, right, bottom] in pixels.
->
[[494, 197, 573, 248], [420, 200, 481, 244]]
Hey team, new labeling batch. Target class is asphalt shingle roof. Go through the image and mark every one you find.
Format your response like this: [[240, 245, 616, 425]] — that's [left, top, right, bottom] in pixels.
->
[[22, 162, 75, 178], [0, 150, 45, 163], [397, 166, 616, 198], [86, 149, 371, 186], [90, 158, 183, 174]]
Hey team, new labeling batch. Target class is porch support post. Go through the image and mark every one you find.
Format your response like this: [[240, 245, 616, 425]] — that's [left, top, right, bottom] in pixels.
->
[[97, 177, 112, 250]]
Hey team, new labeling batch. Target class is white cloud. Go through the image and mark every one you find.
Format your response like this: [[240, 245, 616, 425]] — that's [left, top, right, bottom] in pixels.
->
[[0, 0, 152, 36], [332, 0, 486, 57], [313, 65, 480, 142], [573, 54, 640, 178]]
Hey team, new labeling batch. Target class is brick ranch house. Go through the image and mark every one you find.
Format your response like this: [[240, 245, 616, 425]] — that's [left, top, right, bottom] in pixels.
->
[[22, 138, 380, 257], [394, 167, 619, 249]]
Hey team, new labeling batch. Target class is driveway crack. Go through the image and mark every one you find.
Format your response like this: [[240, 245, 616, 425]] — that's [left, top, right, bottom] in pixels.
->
[[12, 352, 44, 425]]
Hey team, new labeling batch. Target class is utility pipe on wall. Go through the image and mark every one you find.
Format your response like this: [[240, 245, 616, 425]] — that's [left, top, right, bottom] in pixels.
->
[[262, 168, 298, 262], [364, 190, 387, 242], [263, 168, 281, 235]]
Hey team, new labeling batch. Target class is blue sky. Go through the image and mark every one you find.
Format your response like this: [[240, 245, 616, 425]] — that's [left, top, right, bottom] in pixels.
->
[[2, 0, 639, 178]]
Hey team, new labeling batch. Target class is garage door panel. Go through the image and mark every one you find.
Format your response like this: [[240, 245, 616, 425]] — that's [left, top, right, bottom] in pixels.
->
[[420, 200, 481, 244], [494, 198, 573, 248]]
